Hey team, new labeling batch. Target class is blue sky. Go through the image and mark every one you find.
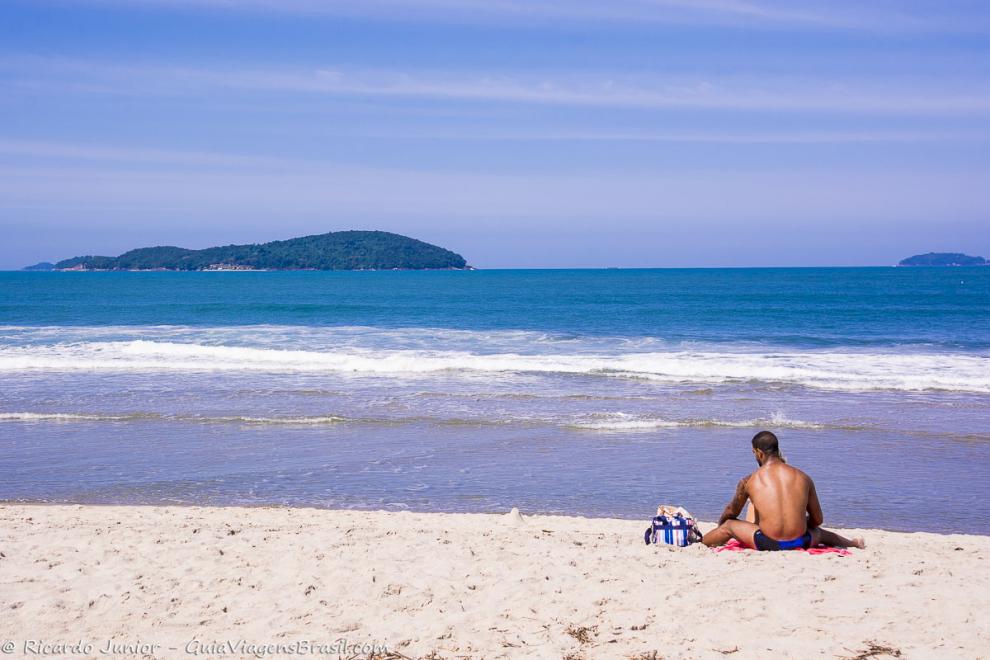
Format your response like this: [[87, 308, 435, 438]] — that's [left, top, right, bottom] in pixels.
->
[[1, 0, 988, 268]]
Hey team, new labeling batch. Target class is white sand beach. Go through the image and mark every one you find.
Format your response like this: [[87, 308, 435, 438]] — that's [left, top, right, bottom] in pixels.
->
[[1, 504, 988, 659]]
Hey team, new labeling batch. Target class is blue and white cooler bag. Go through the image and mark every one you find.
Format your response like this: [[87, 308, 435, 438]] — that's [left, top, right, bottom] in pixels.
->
[[644, 513, 700, 547]]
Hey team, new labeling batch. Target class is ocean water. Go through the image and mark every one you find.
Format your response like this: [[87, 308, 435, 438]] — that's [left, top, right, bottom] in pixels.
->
[[1, 268, 988, 533]]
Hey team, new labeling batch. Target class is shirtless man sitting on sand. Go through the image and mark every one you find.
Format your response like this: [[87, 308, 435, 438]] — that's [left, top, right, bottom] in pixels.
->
[[702, 431, 865, 551]]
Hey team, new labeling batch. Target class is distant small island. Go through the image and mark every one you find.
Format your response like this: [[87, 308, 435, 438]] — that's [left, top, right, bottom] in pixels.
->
[[26, 231, 470, 271], [898, 252, 988, 267], [23, 261, 56, 271]]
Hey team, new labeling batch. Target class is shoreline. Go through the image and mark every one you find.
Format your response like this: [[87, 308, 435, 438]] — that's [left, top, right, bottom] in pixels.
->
[[2, 504, 988, 659], [3, 500, 989, 538]]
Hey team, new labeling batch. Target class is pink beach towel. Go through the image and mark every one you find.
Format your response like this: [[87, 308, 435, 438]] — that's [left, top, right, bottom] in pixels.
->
[[713, 539, 852, 556]]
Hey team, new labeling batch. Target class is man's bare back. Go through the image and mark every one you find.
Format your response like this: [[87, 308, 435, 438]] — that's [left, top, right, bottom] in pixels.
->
[[701, 431, 865, 551], [746, 461, 817, 540]]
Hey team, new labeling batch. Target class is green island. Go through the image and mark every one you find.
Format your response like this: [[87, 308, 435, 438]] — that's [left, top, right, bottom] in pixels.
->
[[26, 231, 469, 271], [898, 252, 988, 267]]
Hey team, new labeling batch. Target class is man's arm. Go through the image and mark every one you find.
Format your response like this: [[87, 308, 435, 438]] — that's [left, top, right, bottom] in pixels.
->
[[806, 478, 824, 529], [718, 477, 750, 526]]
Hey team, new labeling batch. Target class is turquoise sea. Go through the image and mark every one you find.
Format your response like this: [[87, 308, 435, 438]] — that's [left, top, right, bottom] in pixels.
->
[[1, 268, 988, 533]]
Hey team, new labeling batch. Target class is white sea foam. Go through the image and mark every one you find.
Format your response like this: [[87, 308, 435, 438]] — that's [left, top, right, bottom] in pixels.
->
[[0, 409, 832, 433], [567, 411, 829, 431], [211, 415, 347, 425], [0, 324, 665, 354], [0, 411, 348, 425], [0, 338, 988, 393], [567, 413, 683, 431], [0, 412, 133, 422]]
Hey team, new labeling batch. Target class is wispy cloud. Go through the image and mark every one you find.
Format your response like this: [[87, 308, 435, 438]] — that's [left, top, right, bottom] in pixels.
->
[[4, 57, 990, 116], [1, 130, 981, 186], [41, 0, 990, 33], [346, 129, 987, 144], [0, 139, 293, 168], [1, 158, 985, 224]]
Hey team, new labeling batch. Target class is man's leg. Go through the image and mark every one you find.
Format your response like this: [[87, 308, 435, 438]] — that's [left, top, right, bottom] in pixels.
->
[[810, 527, 866, 549], [702, 519, 760, 548]]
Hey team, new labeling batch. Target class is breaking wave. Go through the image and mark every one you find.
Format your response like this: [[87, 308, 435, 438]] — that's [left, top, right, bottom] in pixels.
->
[[0, 337, 987, 393], [0, 412, 346, 425], [0, 409, 865, 433], [0, 412, 137, 422], [565, 411, 863, 432]]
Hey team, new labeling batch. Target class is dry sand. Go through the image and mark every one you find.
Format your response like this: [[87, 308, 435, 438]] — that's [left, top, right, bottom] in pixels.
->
[[1, 504, 988, 659]]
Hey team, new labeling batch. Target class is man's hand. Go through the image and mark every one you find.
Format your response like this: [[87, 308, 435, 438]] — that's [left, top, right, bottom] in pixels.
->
[[717, 476, 750, 526]]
